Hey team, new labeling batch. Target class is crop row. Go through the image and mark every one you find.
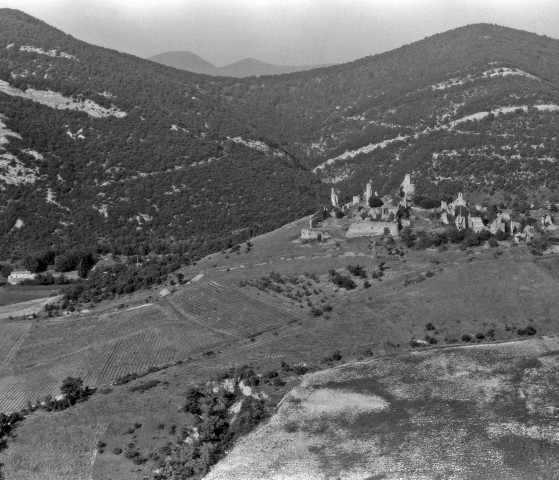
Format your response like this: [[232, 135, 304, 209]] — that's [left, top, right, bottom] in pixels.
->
[[535, 256, 559, 280], [84, 329, 178, 385], [175, 282, 297, 335], [0, 330, 177, 413], [0, 352, 88, 412]]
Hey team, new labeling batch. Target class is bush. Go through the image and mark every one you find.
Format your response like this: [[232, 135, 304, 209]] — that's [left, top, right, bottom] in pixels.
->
[[129, 380, 160, 393], [346, 264, 366, 277], [113, 447, 123, 455], [461, 334, 472, 342], [292, 365, 308, 375], [488, 238, 499, 248], [400, 226, 416, 248], [183, 386, 205, 415], [330, 272, 356, 290], [477, 229, 491, 242], [447, 227, 467, 244], [425, 322, 435, 331], [462, 230, 482, 248], [517, 326, 537, 336], [495, 229, 507, 241]]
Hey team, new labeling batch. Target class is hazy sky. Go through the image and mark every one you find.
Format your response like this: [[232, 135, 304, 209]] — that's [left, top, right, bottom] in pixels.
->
[[1, 0, 559, 66]]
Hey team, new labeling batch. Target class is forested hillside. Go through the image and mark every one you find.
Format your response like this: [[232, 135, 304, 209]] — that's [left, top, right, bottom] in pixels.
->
[[1, 10, 559, 260], [0, 9, 324, 260]]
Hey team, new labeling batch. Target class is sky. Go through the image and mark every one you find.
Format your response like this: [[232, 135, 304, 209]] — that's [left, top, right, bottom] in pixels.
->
[[1, 0, 559, 66]]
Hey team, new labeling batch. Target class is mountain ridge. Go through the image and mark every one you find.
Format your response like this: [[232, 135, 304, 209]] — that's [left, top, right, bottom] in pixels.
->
[[0, 11, 559, 260]]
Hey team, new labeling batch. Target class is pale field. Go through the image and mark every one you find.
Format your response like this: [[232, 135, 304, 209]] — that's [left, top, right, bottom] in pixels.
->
[[206, 336, 559, 480]]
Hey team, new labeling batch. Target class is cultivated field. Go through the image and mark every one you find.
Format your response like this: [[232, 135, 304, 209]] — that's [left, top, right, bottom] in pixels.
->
[[206, 336, 559, 479], [0, 280, 301, 412]]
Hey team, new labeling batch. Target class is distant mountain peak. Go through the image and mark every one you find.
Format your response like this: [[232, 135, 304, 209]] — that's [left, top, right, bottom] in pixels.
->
[[147, 51, 216, 75], [148, 51, 330, 77]]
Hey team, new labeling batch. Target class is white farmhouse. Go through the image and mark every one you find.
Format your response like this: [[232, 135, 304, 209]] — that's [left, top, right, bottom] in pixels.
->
[[7, 270, 37, 284]]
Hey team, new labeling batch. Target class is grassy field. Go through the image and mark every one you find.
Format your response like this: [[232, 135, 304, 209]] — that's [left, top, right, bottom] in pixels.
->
[[0, 416, 109, 480], [206, 336, 559, 479], [0, 285, 59, 307], [3, 215, 559, 478]]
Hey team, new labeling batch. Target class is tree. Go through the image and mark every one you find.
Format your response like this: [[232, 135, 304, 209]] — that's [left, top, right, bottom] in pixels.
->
[[22, 255, 47, 273], [368, 197, 384, 208], [60, 377, 88, 405], [400, 227, 416, 248], [0, 264, 13, 277]]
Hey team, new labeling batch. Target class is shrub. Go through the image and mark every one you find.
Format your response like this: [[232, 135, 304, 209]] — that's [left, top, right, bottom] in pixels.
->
[[183, 386, 205, 415], [113, 447, 123, 455], [488, 238, 499, 248], [310, 307, 323, 317], [462, 230, 482, 248], [476, 333, 485, 340], [129, 380, 160, 393], [425, 322, 435, 331], [400, 226, 416, 248], [477, 229, 491, 242], [517, 326, 537, 336], [346, 264, 366, 277], [293, 365, 308, 375], [495, 229, 507, 241], [331, 350, 342, 361], [447, 227, 467, 244], [330, 272, 356, 290], [461, 334, 472, 342]]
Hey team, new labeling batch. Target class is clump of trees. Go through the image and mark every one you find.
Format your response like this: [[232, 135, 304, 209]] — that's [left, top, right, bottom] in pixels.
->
[[155, 373, 270, 479], [328, 269, 356, 290]]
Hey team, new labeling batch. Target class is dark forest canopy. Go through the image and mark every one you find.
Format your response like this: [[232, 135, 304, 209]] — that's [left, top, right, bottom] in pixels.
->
[[0, 9, 559, 260]]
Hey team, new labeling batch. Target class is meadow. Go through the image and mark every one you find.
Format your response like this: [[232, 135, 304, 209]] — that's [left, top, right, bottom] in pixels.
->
[[0, 285, 59, 307]]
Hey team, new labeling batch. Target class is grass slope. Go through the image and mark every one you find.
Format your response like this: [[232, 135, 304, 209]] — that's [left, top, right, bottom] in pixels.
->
[[206, 336, 559, 479]]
